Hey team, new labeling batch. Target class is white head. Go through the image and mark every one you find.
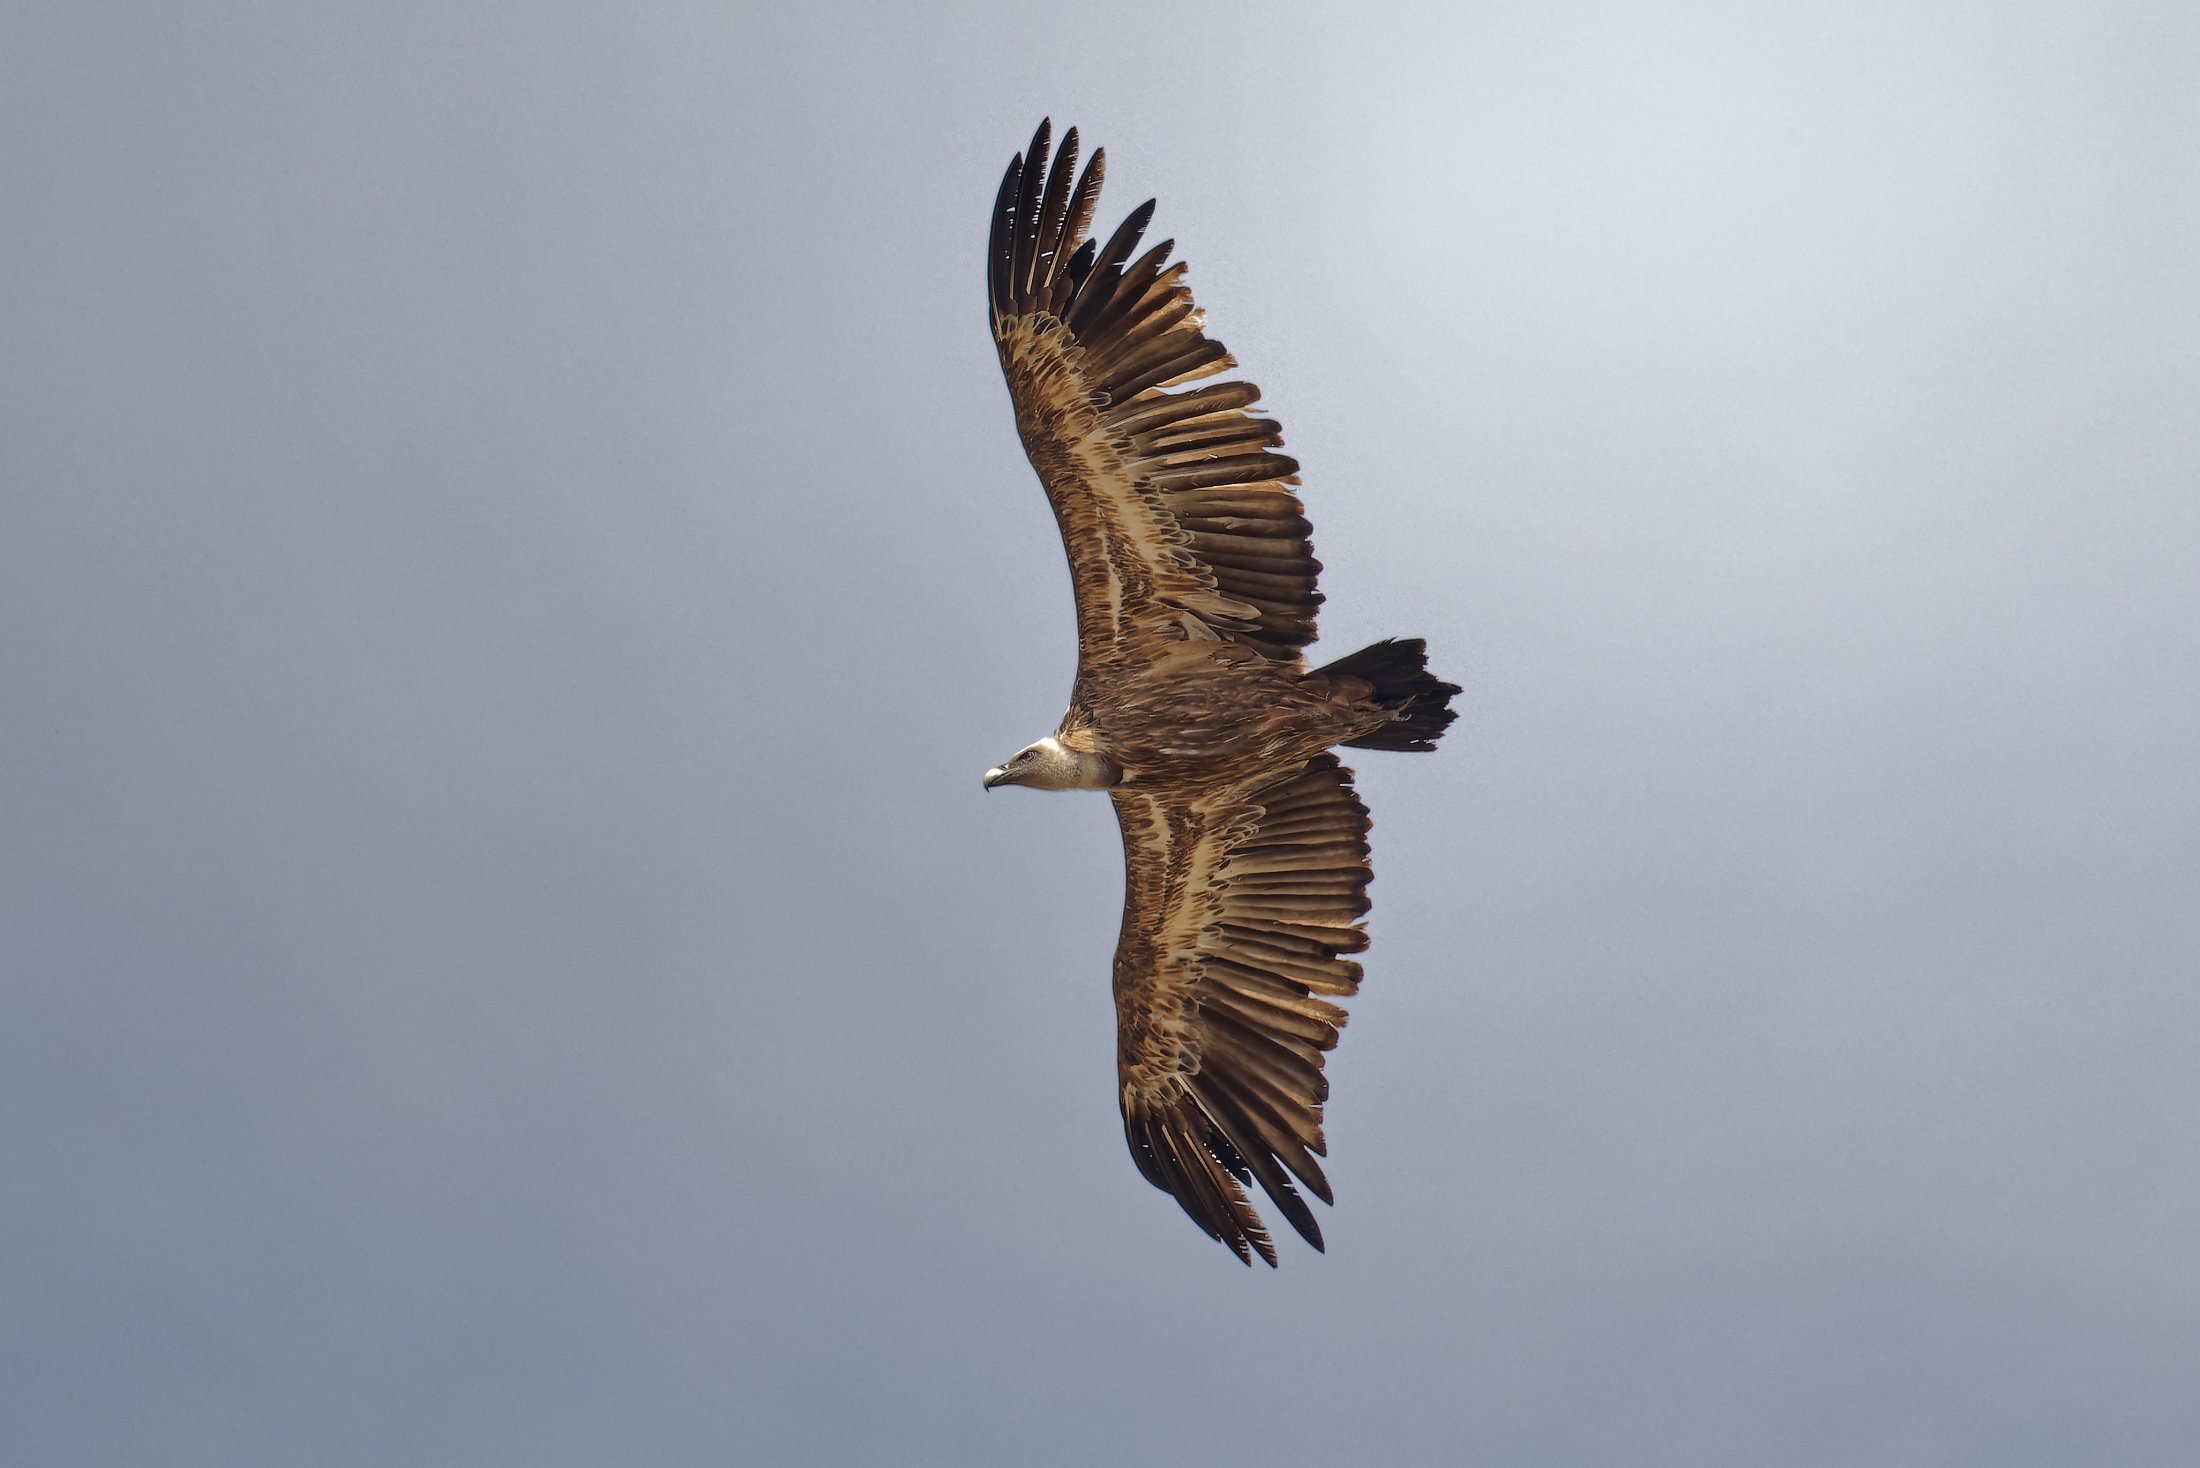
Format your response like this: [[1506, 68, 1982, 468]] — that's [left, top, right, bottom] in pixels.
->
[[982, 736, 1115, 791]]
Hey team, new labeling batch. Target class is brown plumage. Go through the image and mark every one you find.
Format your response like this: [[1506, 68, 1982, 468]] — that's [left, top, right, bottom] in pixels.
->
[[982, 121, 1460, 1265]]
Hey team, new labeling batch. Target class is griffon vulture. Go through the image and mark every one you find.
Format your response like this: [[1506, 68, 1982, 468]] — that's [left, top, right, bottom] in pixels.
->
[[982, 121, 1460, 1265]]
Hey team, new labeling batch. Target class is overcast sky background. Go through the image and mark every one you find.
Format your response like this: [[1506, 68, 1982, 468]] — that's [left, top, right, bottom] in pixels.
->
[[6, 2, 2198, 1463]]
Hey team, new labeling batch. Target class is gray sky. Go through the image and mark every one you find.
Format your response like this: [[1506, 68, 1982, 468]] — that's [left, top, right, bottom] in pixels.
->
[[6, 2, 2198, 1463]]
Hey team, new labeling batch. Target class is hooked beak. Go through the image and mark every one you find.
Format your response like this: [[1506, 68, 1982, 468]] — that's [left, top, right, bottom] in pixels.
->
[[982, 766, 1009, 790]]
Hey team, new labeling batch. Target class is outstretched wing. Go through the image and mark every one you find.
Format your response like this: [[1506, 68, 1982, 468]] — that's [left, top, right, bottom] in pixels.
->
[[1110, 756, 1374, 1264], [990, 120, 1323, 668]]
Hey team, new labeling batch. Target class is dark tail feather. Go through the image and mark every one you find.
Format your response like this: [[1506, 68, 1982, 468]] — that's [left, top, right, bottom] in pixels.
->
[[1316, 637, 1461, 752]]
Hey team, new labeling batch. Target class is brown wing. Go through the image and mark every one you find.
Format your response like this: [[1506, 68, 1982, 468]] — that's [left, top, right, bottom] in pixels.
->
[[1109, 755, 1373, 1264], [990, 120, 1323, 667]]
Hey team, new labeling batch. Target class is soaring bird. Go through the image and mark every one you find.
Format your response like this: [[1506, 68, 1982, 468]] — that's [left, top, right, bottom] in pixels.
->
[[982, 121, 1460, 1265]]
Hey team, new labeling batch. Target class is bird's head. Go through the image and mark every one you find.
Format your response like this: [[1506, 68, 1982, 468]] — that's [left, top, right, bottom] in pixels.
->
[[983, 736, 1115, 792]]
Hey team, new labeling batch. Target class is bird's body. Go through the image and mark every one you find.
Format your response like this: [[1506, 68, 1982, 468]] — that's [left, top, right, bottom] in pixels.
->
[[983, 122, 1459, 1265], [1064, 641, 1378, 787]]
